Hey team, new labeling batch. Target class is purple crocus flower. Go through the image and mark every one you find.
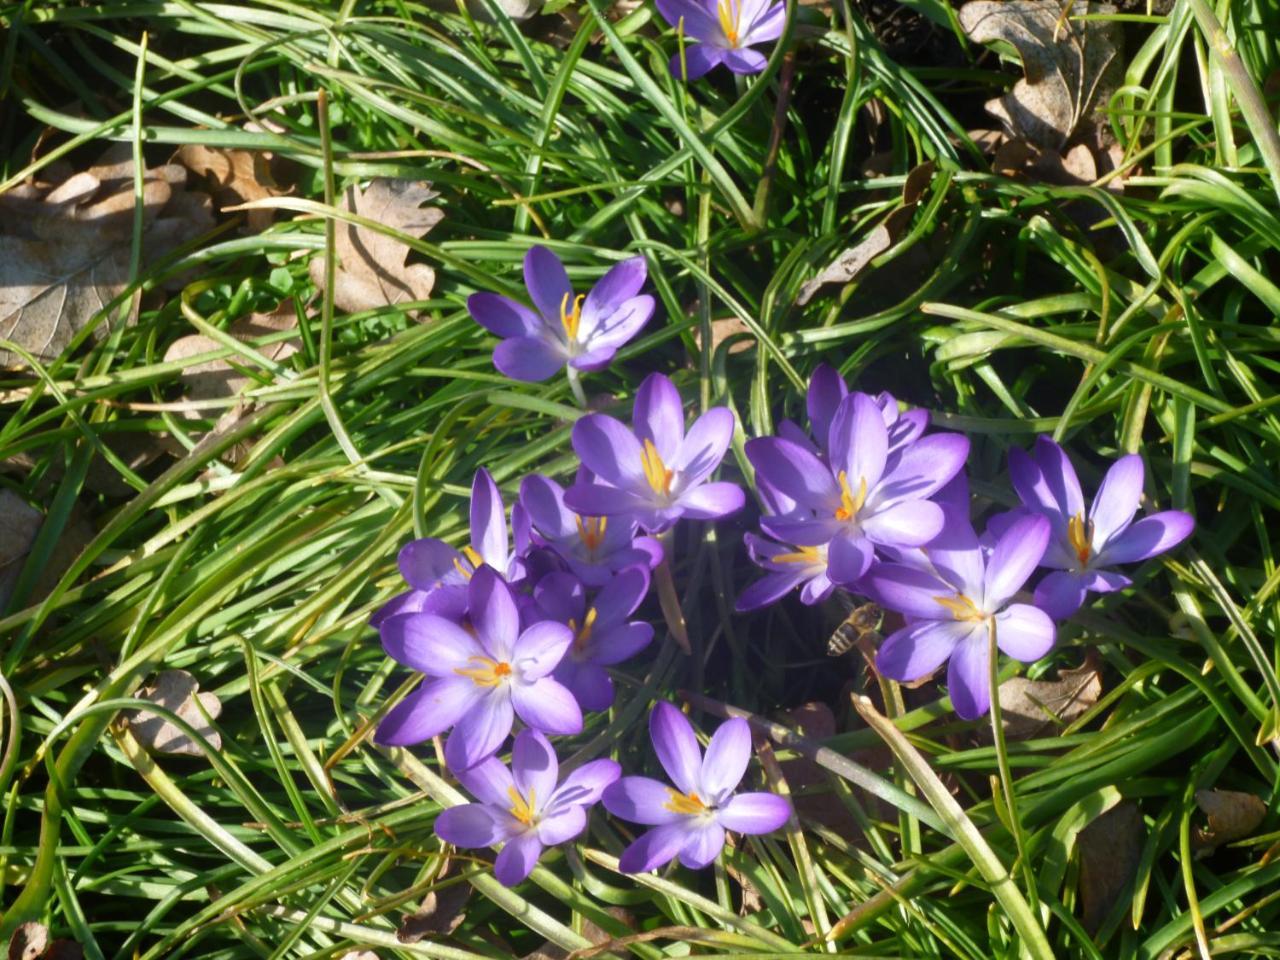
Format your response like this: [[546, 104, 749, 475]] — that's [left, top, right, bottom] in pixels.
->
[[1009, 437, 1195, 619], [467, 247, 654, 382], [861, 513, 1056, 720], [375, 567, 583, 769], [602, 702, 791, 872], [746, 391, 969, 585], [735, 533, 834, 611], [566, 373, 745, 533], [798, 364, 928, 462], [520, 473, 663, 587], [656, 0, 785, 79], [435, 729, 620, 886], [532, 568, 655, 711]]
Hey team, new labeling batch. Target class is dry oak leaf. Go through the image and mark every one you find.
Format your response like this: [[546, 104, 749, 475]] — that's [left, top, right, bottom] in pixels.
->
[[308, 179, 442, 314], [797, 204, 916, 305], [125, 669, 223, 756], [177, 144, 283, 233], [958, 0, 1123, 149], [0, 145, 214, 367], [997, 659, 1101, 740], [1193, 789, 1266, 856]]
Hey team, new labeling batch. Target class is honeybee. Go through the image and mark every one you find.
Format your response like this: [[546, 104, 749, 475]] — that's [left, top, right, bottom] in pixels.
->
[[827, 595, 883, 657]]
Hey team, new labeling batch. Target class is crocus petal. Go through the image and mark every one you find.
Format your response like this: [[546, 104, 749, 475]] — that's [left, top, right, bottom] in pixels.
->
[[472, 469, 508, 571], [717, 792, 791, 834], [494, 832, 542, 887], [669, 44, 725, 80], [371, 588, 464, 629], [470, 567, 520, 661], [568, 345, 617, 374], [467, 293, 541, 338], [650, 701, 702, 795], [633, 373, 685, 463], [579, 257, 648, 337], [618, 823, 690, 873], [561, 663, 614, 711], [876, 618, 972, 683], [603, 776, 682, 825], [723, 47, 768, 73], [886, 408, 929, 454], [760, 513, 843, 547], [375, 676, 477, 746], [806, 364, 848, 455], [595, 565, 651, 621], [745, 437, 840, 510], [1086, 569, 1133, 593], [533, 572, 586, 624], [572, 414, 647, 492], [1095, 510, 1194, 565], [655, 0, 723, 40], [947, 631, 992, 720], [925, 509, 985, 593], [862, 499, 944, 548], [982, 513, 1050, 610], [582, 295, 654, 353], [380, 614, 484, 675], [1033, 570, 1090, 620], [743, 0, 785, 41], [699, 717, 751, 802], [735, 571, 806, 611], [678, 823, 726, 868], [511, 678, 583, 735], [398, 538, 466, 592], [536, 805, 587, 846], [512, 621, 574, 680], [861, 562, 957, 620], [828, 393, 888, 494], [520, 474, 575, 539], [1088, 454, 1144, 547], [564, 482, 654, 518], [1008, 444, 1054, 515], [512, 729, 559, 808], [798, 572, 835, 605], [588, 622, 654, 666], [524, 246, 573, 321], [872, 433, 970, 508], [675, 407, 736, 486], [455, 755, 516, 807], [551, 758, 622, 809], [435, 804, 501, 848], [994, 603, 1056, 662], [679, 482, 746, 520], [828, 533, 875, 585], [493, 336, 566, 382], [445, 691, 514, 769], [1032, 436, 1085, 518]]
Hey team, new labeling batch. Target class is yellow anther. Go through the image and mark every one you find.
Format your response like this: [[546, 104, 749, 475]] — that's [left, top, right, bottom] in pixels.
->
[[934, 593, 987, 623], [454, 656, 513, 687], [774, 546, 823, 565], [716, 0, 741, 45], [663, 788, 708, 816], [452, 545, 484, 580], [568, 607, 599, 654], [576, 515, 608, 554], [834, 472, 868, 522], [1067, 512, 1092, 566], [560, 292, 586, 341], [507, 786, 536, 826], [640, 438, 675, 497]]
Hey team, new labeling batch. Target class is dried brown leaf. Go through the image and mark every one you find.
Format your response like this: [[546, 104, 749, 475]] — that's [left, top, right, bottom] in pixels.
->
[[692, 316, 754, 356], [308, 180, 442, 314], [125, 669, 222, 756], [1077, 801, 1143, 934], [958, 0, 1123, 149], [0, 145, 214, 367], [797, 205, 916, 305], [177, 145, 283, 233], [1193, 789, 1266, 855], [997, 660, 1101, 740], [8, 923, 48, 960], [397, 865, 471, 943], [0, 491, 43, 608]]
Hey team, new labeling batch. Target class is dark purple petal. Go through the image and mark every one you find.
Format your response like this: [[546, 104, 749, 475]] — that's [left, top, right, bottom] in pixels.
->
[[550, 758, 621, 809], [735, 571, 806, 611], [932, 470, 969, 513], [375, 676, 477, 746], [798, 572, 835, 605], [983, 513, 1050, 609], [1095, 510, 1194, 565], [678, 823, 726, 868], [559, 661, 615, 711], [862, 499, 944, 548], [760, 512, 843, 547], [445, 692, 514, 769], [494, 832, 542, 886], [535, 805, 586, 846], [372, 587, 467, 629], [947, 631, 991, 720], [745, 437, 839, 510], [520, 475, 574, 540], [582, 294, 654, 353], [876, 619, 972, 682], [572, 414, 647, 492], [511, 677, 583, 735], [699, 717, 750, 801], [828, 533, 875, 585], [580, 257, 647, 335], [455, 755, 515, 807], [806, 364, 847, 454], [436, 804, 501, 848], [470, 567, 520, 661], [675, 407, 736, 486], [1086, 569, 1132, 592], [468, 292, 541, 339], [1008, 444, 1053, 514], [524, 246, 573, 321], [588, 622, 654, 666], [398, 538, 465, 592], [512, 621, 574, 680], [594, 565, 651, 622], [679, 482, 745, 520], [534, 572, 586, 624], [926, 509, 985, 593], [1033, 570, 1089, 620], [828, 393, 888, 494], [669, 44, 725, 81], [563, 482, 653, 519], [655, 0, 722, 40], [1088, 454, 1144, 547], [618, 822, 690, 873], [568, 345, 617, 373], [1031, 436, 1085, 518], [511, 729, 559, 806], [472, 469, 508, 572], [493, 336, 565, 382], [872, 433, 970, 508], [650, 701, 702, 795], [603, 776, 682, 825], [633, 373, 685, 463], [717, 792, 791, 834], [994, 603, 1055, 662], [862, 562, 956, 619], [380, 614, 484, 675], [723, 47, 768, 73]]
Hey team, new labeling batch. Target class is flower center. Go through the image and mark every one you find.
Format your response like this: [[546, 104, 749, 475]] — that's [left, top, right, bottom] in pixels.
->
[[834, 471, 868, 523], [1067, 511, 1092, 567], [452, 545, 484, 580], [774, 545, 823, 566], [716, 0, 741, 45], [576, 515, 608, 556], [640, 438, 675, 497], [934, 593, 987, 623], [663, 788, 708, 816], [454, 655, 513, 687], [560, 292, 586, 342], [567, 606, 598, 656], [507, 786, 537, 826]]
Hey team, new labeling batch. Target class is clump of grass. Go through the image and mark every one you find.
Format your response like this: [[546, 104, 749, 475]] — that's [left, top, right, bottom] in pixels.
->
[[1, 0, 1278, 957]]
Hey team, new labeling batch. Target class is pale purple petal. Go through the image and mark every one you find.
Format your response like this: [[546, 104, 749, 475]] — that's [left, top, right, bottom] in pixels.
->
[[1032, 436, 1085, 518], [1008, 444, 1055, 515], [374, 676, 477, 746], [742, 0, 785, 42], [563, 483, 653, 518], [380, 614, 484, 675], [1088, 454, 1144, 547], [550, 758, 622, 809], [470, 567, 520, 661], [699, 717, 751, 801], [579, 257, 647, 337], [650, 701, 702, 795], [735, 571, 806, 611], [511, 678, 583, 735], [656, 0, 723, 40], [494, 832, 542, 886], [445, 691, 514, 769], [588, 622, 654, 665], [568, 345, 617, 373], [398, 538, 466, 592], [603, 776, 682, 825], [468, 293, 541, 338], [455, 755, 516, 807], [511, 729, 559, 807], [828, 533, 875, 585], [520, 475, 575, 539], [524, 246, 573, 321], [678, 482, 745, 520], [876, 619, 972, 682], [436, 804, 501, 848], [582, 295, 654, 353], [925, 508, 985, 593], [760, 512, 843, 547], [1095, 511, 1194, 565], [862, 499, 944, 548], [982, 513, 1050, 610], [669, 44, 725, 80], [472, 469, 508, 572], [594, 565, 651, 621], [618, 822, 690, 873], [512, 621, 574, 680], [536, 805, 587, 846], [862, 562, 957, 620], [678, 823, 726, 868], [807, 364, 847, 451], [494, 336, 566, 382], [799, 573, 835, 605], [745, 437, 840, 511], [1033, 570, 1090, 620], [675, 407, 736, 486], [872, 433, 970, 508], [572, 414, 647, 492], [947, 631, 991, 720], [994, 603, 1055, 662], [828, 393, 888, 494], [1086, 569, 1132, 592], [723, 47, 767, 74], [717, 792, 791, 834], [886, 408, 929, 454], [633, 373, 684, 463]]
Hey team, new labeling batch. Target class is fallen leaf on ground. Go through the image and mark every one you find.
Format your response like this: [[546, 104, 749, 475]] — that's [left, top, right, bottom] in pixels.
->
[[1193, 789, 1266, 856], [125, 669, 223, 755], [7, 924, 82, 960], [0, 145, 214, 367], [693, 315, 754, 356], [337, 953, 378, 960], [0, 493, 94, 610], [775, 702, 864, 845], [1077, 801, 1143, 934], [797, 205, 916, 305], [308, 180, 442, 314], [958, 0, 1122, 149], [997, 659, 1102, 740], [177, 145, 283, 233], [398, 859, 471, 943]]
